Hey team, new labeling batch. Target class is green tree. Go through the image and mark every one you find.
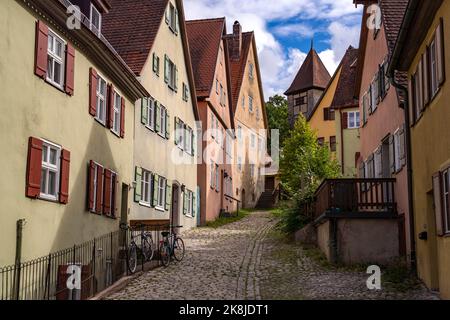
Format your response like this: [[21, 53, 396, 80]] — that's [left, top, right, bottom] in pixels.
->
[[266, 95, 290, 152], [279, 115, 340, 232]]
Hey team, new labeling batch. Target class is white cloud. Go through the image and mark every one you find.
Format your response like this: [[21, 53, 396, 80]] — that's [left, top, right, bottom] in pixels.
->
[[184, 0, 361, 99]]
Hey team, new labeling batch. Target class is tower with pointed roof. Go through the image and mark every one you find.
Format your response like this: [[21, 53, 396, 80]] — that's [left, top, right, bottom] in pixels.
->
[[284, 47, 331, 127]]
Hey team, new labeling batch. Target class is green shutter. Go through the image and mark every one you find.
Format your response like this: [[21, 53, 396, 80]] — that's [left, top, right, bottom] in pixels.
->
[[175, 9, 179, 34], [174, 117, 179, 145], [165, 111, 170, 139], [183, 192, 188, 215], [141, 98, 148, 125], [174, 66, 178, 92], [191, 129, 195, 156], [134, 167, 142, 202], [152, 53, 157, 73], [165, 182, 172, 211], [152, 174, 159, 207], [192, 193, 196, 217], [155, 102, 161, 132], [164, 55, 169, 84], [165, 7, 169, 24]]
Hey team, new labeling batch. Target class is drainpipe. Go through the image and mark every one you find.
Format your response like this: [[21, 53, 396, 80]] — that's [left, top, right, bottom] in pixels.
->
[[339, 109, 345, 175], [390, 76, 416, 270]]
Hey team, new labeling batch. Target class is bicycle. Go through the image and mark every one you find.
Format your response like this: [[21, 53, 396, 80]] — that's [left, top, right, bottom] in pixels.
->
[[159, 225, 185, 267], [120, 223, 155, 274]]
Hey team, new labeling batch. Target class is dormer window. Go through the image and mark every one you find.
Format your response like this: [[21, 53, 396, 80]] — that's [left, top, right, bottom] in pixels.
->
[[90, 4, 102, 36], [166, 3, 178, 34]]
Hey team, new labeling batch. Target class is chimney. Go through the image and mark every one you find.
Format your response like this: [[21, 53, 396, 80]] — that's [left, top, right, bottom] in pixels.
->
[[231, 21, 242, 60]]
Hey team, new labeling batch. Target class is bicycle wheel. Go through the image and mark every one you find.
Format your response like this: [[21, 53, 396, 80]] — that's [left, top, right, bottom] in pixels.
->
[[142, 236, 154, 262], [173, 237, 185, 262], [159, 242, 171, 267], [128, 244, 138, 274]]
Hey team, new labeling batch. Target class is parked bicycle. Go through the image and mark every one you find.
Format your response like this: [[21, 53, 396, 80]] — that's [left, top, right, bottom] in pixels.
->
[[120, 223, 155, 274], [159, 226, 185, 267]]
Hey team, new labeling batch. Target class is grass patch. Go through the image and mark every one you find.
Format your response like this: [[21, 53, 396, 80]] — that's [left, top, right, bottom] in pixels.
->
[[204, 209, 253, 228], [382, 260, 420, 292]]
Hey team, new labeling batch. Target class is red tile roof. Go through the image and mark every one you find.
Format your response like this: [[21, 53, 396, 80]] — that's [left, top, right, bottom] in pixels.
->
[[284, 48, 331, 95], [379, 0, 409, 56], [331, 46, 359, 108], [102, 0, 169, 76], [186, 18, 226, 98], [225, 31, 253, 114]]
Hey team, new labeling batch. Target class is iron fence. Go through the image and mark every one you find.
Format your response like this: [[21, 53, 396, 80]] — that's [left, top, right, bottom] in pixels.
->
[[0, 223, 169, 300]]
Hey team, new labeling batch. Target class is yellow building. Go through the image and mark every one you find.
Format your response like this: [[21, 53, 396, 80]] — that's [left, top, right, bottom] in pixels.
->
[[226, 22, 268, 208], [390, 0, 450, 299], [103, 0, 199, 231], [0, 0, 148, 266]]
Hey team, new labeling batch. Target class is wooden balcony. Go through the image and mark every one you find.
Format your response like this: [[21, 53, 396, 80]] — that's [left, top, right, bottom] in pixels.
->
[[312, 178, 397, 221]]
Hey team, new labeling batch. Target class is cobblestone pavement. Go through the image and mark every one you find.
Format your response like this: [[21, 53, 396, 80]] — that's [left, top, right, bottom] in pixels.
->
[[106, 211, 439, 300]]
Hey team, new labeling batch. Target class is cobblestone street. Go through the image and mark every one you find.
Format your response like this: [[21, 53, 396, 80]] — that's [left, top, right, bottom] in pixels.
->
[[106, 211, 438, 300]]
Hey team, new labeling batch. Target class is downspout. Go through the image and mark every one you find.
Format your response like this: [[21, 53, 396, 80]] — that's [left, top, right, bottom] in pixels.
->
[[339, 109, 345, 175], [390, 76, 416, 270]]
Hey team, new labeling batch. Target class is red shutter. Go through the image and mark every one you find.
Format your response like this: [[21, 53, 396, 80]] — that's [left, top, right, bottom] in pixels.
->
[[65, 44, 75, 96], [103, 169, 112, 216], [26, 137, 43, 198], [342, 112, 348, 129], [35, 21, 48, 78], [59, 149, 70, 204], [120, 97, 125, 138], [107, 84, 115, 129], [96, 166, 104, 214], [88, 160, 95, 212], [89, 68, 98, 116]]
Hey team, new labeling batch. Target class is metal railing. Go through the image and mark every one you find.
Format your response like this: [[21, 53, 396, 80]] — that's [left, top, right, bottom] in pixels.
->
[[0, 224, 169, 300]]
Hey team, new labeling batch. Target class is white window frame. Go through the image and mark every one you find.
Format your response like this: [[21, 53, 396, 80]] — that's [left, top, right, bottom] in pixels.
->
[[91, 163, 102, 212], [95, 74, 107, 125], [156, 176, 167, 210], [40, 141, 61, 201], [185, 126, 193, 155], [348, 111, 360, 129], [140, 170, 152, 207], [177, 120, 185, 150], [167, 59, 177, 89], [145, 98, 155, 130], [90, 3, 102, 36], [394, 129, 402, 172], [111, 91, 121, 135], [168, 3, 177, 32], [46, 30, 66, 89], [251, 133, 256, 148], [159, 105, 167, 138], [186, 190, 193, 216]]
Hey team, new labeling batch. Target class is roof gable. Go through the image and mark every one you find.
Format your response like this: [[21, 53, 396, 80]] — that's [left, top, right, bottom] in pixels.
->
[[331, 47, 359, 108], [186, 18, 226, 98], [284, 48, 331, 95]]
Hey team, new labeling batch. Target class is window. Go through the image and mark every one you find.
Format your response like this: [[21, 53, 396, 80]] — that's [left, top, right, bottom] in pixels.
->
[[249, 96, 253, 112], [216, 79, 219, 94], [256, 107, 260, 120], [220, 84, 224, 105], [249, 62, 254, 79], [165, 55, 177, 90], [157, 176, 167, 209], [443, 169, 450, 233], [140, 170, 152, 206], [112, 91, 121, 135], [185, 126, 193, 155], [317, 137, 325, 147], [167, 3, 178, 33], [143, 98, 155, 130], [242, 95, 245, 109], [159, 105, 167, 137], [237, 125, 242, 141], [186, 190, 193, 216], [210, 162, 215, 188], [251, 134, 256, 148], [40, 142, 61, 201], [250, 164, 255, 178], [211, 113, 215, 139], [330, 136, 337, 152], [324, 108, 335, 121], [238, 157, 242, 171], [393, 129, 405, 172], [95, 75, 107, 124], [176, 118, 184, 149], [90, 4, 102, 36], [47, 31, 65, 89], [430, 39, 439, 96], [348, 111, 360, 129], [152, 53, 160, 76]]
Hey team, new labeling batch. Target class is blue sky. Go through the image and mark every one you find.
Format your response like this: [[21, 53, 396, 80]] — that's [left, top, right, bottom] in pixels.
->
[[184, 0, 363, 99]]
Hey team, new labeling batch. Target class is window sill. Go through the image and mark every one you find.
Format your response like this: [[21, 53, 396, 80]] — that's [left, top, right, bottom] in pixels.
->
[[111, 129, 121, 138], [44, 78, 67, 95], [39, 194, 59, 203], [158, 132, 167, 140], [155, 206, 165, 212], [95, 117, 107, 127], [145, 124, 155, 132], [139, 202, 152, 208]]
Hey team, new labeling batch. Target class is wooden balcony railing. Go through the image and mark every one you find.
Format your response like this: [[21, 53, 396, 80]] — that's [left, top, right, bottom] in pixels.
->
[[313, 178, 397, 220]]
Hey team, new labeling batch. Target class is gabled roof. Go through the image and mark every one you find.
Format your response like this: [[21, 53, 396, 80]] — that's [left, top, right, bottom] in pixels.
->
[[331, 46, 359, 108], [284, 48, 331, 96], [186, 18, 226, 98], [224, 31, 268, 129], [102, 0, 199, 119], [102, 0, 169, 76]]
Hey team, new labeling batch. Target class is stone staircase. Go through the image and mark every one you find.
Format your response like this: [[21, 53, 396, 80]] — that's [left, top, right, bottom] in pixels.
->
[[255, 190, 275, 209]]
